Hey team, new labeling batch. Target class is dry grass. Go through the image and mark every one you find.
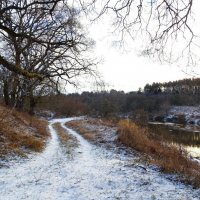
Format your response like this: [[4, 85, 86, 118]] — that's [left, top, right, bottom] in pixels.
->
[[12, 110, 49, 137], [66, 121, 96, 141], [53, 123, 71, 143], [118, 119, 200, 188], [0, 127, 44, 153], [52, 122, 78, 151], [88, 118, 117, 127], [0, 105, 49, 159]]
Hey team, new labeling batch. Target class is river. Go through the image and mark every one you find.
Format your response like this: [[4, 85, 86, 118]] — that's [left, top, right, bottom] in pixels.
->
[[149, 122, 200, 159]]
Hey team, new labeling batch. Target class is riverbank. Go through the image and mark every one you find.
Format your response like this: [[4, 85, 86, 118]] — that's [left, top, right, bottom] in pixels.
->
[[67, 117, 200, 189], [1, 117, 200, 199], [153, 106, 200, 125]]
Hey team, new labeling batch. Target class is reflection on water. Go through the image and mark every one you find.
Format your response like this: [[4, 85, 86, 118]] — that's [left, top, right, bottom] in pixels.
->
[[148, 123, 200, 158], [186, 146, 200, 158]]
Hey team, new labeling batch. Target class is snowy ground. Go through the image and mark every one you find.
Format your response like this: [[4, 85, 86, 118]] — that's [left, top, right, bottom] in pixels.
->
[[169, 106, 200, 117], [168, 106, 200, 125], [0, 117, 200, 200]]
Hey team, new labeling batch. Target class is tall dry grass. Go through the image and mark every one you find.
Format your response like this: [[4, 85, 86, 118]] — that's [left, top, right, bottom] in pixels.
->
[[12, 109, 49, 137], [0, 105, 49, 159], [118, 119, 200, 188]]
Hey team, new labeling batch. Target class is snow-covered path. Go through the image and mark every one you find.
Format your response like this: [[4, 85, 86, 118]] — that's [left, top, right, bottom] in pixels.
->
[[0, 117, 200, 200]]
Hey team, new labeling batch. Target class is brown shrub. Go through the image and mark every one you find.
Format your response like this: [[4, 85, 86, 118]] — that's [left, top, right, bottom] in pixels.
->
[[118, 119, 200, 188]]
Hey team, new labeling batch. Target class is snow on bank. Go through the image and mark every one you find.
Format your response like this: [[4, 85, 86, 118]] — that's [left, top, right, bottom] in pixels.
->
[[0, 117, 200, 200], [170, 106, 200, 117], [168, 106, 200, 125]]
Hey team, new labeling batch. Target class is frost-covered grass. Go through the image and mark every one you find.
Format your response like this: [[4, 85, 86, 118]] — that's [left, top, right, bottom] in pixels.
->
[[53, 122, 71, 142], [66, 121, 97, 142], [52, 122, 78, 152], [118, 119, 200, 188], [0, 105, 49, 160]]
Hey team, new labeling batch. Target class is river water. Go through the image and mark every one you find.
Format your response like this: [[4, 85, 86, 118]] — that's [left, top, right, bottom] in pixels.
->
[[148, 122, 200, 159]]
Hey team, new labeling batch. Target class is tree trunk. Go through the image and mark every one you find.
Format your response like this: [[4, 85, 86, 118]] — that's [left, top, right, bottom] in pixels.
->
[[16, 97, 24, 111], [29, 95, 36, 115], [3, 81, 10, 105]]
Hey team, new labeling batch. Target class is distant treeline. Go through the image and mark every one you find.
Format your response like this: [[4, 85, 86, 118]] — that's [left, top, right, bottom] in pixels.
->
[[37, 90, 169, 118], [60, 78, 200, 116], [144, 78, 200, 95], [2, 78, 200, 119], [37, 78, 200, 118]]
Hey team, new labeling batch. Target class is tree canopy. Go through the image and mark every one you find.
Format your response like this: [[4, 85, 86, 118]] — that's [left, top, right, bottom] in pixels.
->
[[0, 0, 95, 80], [0, 0, 97, 113]]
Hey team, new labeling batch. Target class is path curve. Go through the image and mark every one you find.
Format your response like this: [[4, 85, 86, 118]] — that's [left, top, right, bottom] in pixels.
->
[[0, 117, 199, 200]]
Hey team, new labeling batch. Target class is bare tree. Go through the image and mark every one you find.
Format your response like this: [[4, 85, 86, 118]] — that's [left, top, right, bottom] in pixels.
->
[[86, 0, 199, 68], [0, 0, 96, 79], [0, 0, 100, 113]]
